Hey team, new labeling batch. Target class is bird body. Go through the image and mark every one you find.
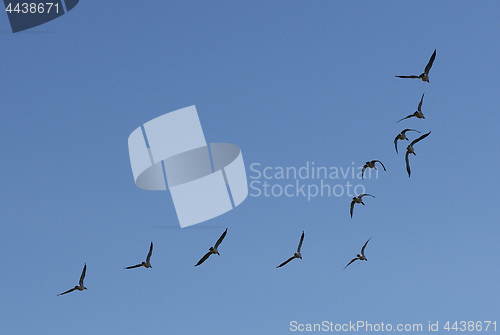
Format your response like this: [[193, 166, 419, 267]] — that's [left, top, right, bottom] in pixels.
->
[[209, 246, 219, 255]]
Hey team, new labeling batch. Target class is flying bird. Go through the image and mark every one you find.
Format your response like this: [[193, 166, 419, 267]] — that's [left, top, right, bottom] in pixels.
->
[[125, 241, 153, 269], [394, 129, 420, 154], [397, 93, 426, 123], [405, 131, 431, 177], [362, 160, 386, 179], [395, 49, 436, 82], [344, 238, 371, 270], [58, 263, 87, 296], [277, 231, 304, 268], [350, 194, 375, 218], [195, 228, 228, 266]]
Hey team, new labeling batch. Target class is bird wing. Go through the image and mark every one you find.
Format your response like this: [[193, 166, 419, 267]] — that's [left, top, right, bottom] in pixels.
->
[[361, 165, 367, 179], [417, 93, 424, 112], [297, 231, 304, 253], [58, 287, 77, 296], [214, 228, 228, 249], [395, 75, 419, 79], [361, 238, 371, 256], [424, 49, 436, 75], [277, 256, 295, 268], [195, 251, 212, 267], [343, 258, 358, 270], [350, 200, 355, 218], [405, 151, 411, 177], [397, 114, 414, 123], [360, 194, 375, 198], [394, 136, 400, 154], [410, 131, 431, 146], [79, 263, 86, 286], [402, 129, 420, 135], [125, 264, 143, 269], [374, 160, 386, 171], [146, 241, 153, 263]]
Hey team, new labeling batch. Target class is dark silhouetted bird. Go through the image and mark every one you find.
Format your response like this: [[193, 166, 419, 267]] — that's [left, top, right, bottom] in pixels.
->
[[396, 49, 436, 82], [398, 93, 426, 123], [362, 160, 386, 179], [58, 263, 87, 296], [277, 231, 305, 268], [350, 194, 375, 218], [195, 228, 228, 266], [344, 238, 371, 270], [394, 129, 420, 154], [125, 242, 153, 269], [405, 131, 431, 177]]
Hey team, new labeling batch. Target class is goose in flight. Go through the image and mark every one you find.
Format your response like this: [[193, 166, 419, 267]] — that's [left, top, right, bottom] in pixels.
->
[[58, 263, 87, 296], [396, 49, 436, 82], [394, 129, 420, 154], [344, 238, 371, 270], [362, 160, 386, 179], [397, 93, 426, 123], [350, 194, 375, 218], [125, 242, 153, 269], [195, 228, 228, 266], [277, 231, 304, 268], [405, 131, 431, 177]]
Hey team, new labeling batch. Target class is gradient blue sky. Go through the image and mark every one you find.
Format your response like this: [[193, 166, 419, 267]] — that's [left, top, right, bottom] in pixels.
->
[[1, 1, 499, 334]]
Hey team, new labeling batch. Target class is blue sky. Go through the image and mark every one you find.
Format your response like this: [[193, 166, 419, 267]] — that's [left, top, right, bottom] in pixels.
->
[[1, 1, 499, 334]]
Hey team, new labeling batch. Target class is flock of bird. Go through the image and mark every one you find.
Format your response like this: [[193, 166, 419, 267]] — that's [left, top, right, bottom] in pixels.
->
[[395, 50, 435, 177], [57, 49, 437, 295], [344, 48, 436, 268]]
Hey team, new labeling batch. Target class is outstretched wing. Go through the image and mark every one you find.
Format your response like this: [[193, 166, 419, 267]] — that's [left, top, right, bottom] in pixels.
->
[[343, 258, 358, 270], [195, 252, 212, 267], [397, 114, 414, 123], [361, 164, 367, 179], [360, 194, 375, 198], [402, 128, 420, 135], [146, 242, 153, 263], [361, 238, 371, 256], [394, 136, 400, 154], [214, 228, 228, 249], [297, 231, 305, 253], [405, 151, 411, 177], [350, 200, 355, 218], [424, 49, 436, 75], [374, 160, 386, 171], [125, 263, 143, 269], [277, 256, 295, 268], [395, 75, 419, 79], [417, 93, 424, 112], [79, 263, 86, 286], [410, 131, 431, 146], [57, 287, 77, 296]]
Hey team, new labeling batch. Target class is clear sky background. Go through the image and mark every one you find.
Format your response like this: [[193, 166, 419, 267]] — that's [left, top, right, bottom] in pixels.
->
[[1, 1, 499, 334]]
